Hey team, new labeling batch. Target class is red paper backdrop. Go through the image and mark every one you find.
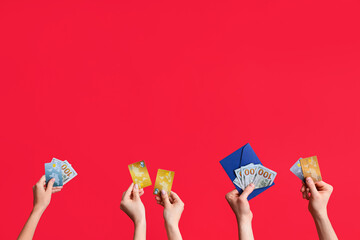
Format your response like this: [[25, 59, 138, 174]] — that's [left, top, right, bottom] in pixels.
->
[[0, 0, 359, 239]]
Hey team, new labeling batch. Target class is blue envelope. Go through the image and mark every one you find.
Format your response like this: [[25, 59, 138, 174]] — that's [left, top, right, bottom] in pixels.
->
[[219, 143, 274, 200]]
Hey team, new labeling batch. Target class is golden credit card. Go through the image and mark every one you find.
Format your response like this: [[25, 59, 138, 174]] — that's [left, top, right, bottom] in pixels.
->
[[153, 169, 175, 196], [128, 160, 152, 188], [300, 156, 322, 182]]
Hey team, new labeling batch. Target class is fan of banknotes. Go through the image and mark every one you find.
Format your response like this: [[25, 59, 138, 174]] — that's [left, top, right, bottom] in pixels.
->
[[233, 164, 277, 190], [45, 157, 78, 187]]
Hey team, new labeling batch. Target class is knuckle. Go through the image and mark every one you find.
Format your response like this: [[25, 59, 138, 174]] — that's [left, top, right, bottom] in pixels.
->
[[225, 193, 231, 200]]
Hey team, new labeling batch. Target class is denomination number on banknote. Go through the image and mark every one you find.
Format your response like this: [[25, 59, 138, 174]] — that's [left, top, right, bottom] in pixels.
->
[[244, 169, 256, 175], [61, 164, 73, 177], [258, 169, 272, 179]]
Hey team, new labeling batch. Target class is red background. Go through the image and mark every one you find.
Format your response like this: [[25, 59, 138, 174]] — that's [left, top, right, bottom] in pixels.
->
[[0, 0, 359, 239]]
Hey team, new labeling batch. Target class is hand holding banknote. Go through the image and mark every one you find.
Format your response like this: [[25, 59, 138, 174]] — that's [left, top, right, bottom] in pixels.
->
[[226, 184, 255, 222], [226, 184, 255, 240], [18, 175, 62, 240], [33, 175, 62, 214]]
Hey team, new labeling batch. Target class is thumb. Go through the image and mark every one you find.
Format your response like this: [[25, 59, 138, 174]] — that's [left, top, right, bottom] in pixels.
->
[[46, 178, 55, 193], [161, 190, 171, 207], [132, 184, 140, 200], [240, 183, 255, 199], [306, 177, 319, 196]]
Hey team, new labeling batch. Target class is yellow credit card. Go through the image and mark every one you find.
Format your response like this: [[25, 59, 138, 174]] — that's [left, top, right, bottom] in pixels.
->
[[300, 156, 322, 182], [153, 169, 175, 196], [128, 160, 152, 188]]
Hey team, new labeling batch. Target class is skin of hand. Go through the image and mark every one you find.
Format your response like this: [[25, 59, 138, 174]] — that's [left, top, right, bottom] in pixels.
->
[[301, 177, 338, 240], [225, 184, 255, 240], [155, 190, 184, 240], [17, 175, 62, 240], [32, 175, 62, 214], [225, 183, 255, 223], [120, 183, 146, 225], [300, 177, 333, 218]]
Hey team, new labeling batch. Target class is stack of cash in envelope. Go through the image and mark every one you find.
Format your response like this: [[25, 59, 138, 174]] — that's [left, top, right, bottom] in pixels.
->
[[44, 157, 78, 187], [233, 164, 277, 190]]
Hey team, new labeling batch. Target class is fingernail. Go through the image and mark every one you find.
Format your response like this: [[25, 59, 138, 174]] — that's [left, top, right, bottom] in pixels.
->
[[306, 177, 311, 183], [134, 184, 138, 189], [161, 190, 166, 195], [249, 183, 255, 187], [51, 178, 55, 182]]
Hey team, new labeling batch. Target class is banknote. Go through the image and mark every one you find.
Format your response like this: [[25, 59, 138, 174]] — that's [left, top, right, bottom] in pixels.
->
[[234, 167, 244, 189], [242, 164, 258, 188], [153, 169, 174, 196], [252, 165, 277, 189], [233, 177, 243, 190], [46, 157, 78, 185], [290, 158, 304, 181], [128, 160, 152, 188], [300, 156, 322, 182], [240, 163, 253, 187], [45, 161, 63, 187], [62, 160, 78, 184]]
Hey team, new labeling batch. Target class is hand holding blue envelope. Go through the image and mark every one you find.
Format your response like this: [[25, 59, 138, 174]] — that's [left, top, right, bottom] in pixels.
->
[[220, 143, 277, 200]]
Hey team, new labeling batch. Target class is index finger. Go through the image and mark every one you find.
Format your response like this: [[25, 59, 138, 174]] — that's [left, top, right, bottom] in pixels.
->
[[38, 175, 46, 185], [170, 191, 183, 203], [124, 183, 134, 198], [315, 181, 333, 191]]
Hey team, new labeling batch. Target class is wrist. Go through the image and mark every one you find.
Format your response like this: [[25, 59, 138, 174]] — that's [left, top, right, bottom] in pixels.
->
[[134, 217, 146, 228], [164, 220, 179, 231], [236, 213, 253, 225], [237, 217, 252, 228], [164, 221, 181, 239], [311, 210, 328, 221], [32, 206, 46, 216]]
